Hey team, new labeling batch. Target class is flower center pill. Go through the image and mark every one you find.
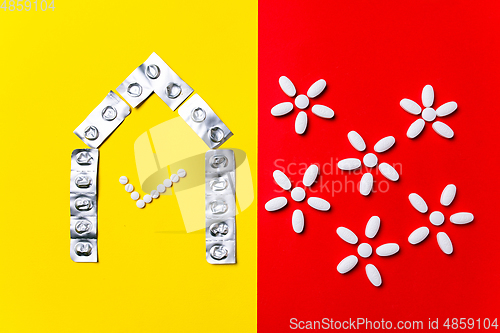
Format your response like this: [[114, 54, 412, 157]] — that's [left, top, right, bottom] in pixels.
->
[[209, 245, 229, 260], [101, 106, 117, 121], [146, 64, 161, 79], [166, 82, 181, 99], [127, 82, 143, 97]]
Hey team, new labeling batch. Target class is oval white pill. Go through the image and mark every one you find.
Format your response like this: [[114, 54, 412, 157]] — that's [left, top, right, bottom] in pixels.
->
[[143, 194, 152, 203], [440, 184, 456, 206], [422, 85, 434, 108], [307, 197, 330, 211], [437, 232, 453, 255], [432, 121, 454, 139], [374, 136, 395, 153], [400, 98, 422, 115], [295, 111, 308, 135], [365, 216, 380, 238], [376, 243, 400, 257], [273, 170, 291, 191], [409, 193, 428, 213], [337, 227, 358, 244], [119, 176, 129, 185], [157, 184, 166, 193], [303, 164, 319, 187], [130, 191, 140, 201], [177, 169, 187, 178], [450, 212, 474, 225], [164, 179, 173, 188], [307, 79, 326, 98], [408, 226, 429, 245], [311, 105, 334, 118], [365, 264, 382, 287], [271, 102, 293, 116], [378, 163, 399, 181], [407, 118, 425, 139], [422, 107, 436, 122], [436, 101, 458, 117], [125, 184, 134, 193], [338, 158, 361, 171], [358, 243, 372, 258], [136, 200, 145, 209], [150, 190, 159, 199], [295, 94, 309, 109], [337, 255, 358, 274], [292, 209, 304, 233], [279, 76, 296, 97], [291, 187, 306, 202], [363, 153, 377, 168], [170, 174, 180, 183], [347, 131, 366, 152], [359, 173, 373, 196], [430, 211, 445, 226], [265, 197, 287, 212]]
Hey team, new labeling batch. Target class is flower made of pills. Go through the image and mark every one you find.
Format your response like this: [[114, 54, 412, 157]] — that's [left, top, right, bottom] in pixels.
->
[[338, 131, 399, 196], [337, 216, 399, 287], [264, 164, 331, 233], [407, 184, 474, 255], [401, 85, 457, 139], [271, 76, 334, 135]]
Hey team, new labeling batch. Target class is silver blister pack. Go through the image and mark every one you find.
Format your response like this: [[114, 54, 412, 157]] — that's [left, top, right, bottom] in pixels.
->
[[116, 66, 154, 108], [205, 150, 236, 264], [179, 94, 233, 149], [70, 149, 99, 263], [74, 91, 131, 148]]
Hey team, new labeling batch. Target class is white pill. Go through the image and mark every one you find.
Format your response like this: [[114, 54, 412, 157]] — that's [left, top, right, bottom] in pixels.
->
[[125, 184, 134, 193], [437, 232, 453, 255], [150, 190, 159, 199], [430, 211, 445, 226], [376, 243, 400, 257], [363, 153, 377, 168], [157, 184, 166, 193], [292, 209, 304, 233], [143, 194, 152, 203], [378, 163, 399, 181], [336, 227, 358, 244], [295, 111, 308, 135], [422, 108, 436, 122], [440, 184, 456, 206], [358, 243, 372, 258], [374, 136, 395, 153], [422, 85, 434, 108], [365, 264, 382, 287], [170, 174, 180, 183], [271, 102, 293, 116], [365, 216, 380, 239], [307, 79, 326, 98], [177, 169, 187, 178], [400, 98, 422, 115], [291, 187, 306, 202], [409, 193, 428, 213], [450, 212, 474, 225], [337, 255, 358, 274], [359, 173, 373, 196], [163, 179, 173, 188], [307, 197, 330, 211], [407, 118, 425, 139], [295, 94, 309, 109], [265, 197, 287, 212], [130, 191, 140, 201], [408, 226, 430, 245], [303, 164, 319, 187], [432, 121, 454, 139], [273, 170, 291, 191], [338, 158, 361, 171], [347, 131, 366, 152], [136, 200, 145, 209], [279, 76, 296, 97], [311, 105, 334, 118], [119, 176, 129, 185], [436, 101, 458, 117]]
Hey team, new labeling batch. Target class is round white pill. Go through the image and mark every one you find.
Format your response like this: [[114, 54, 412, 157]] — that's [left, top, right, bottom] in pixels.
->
[[143, 194, 152, 203], [125, 184, 134, 193], [422, 108, 436, 122], [177, 169, 187, 178], [130, 191, 140, 201], [163, 179, 173, 188], [150, 190, 160, 199], [157, 184, 166, 193], [363, 153, 378, 168], [295, 94, 309, 109], [430, 211, 445, 226], [170, 174, 180, 183], [291, 187, 306, 202], [136, 200, 145, 209], [358, 243, 372, 258], [119, 176, 129, 185]]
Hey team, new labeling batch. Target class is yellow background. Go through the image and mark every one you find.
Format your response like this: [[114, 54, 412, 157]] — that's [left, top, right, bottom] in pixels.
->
[[0, 1, 257, 332]]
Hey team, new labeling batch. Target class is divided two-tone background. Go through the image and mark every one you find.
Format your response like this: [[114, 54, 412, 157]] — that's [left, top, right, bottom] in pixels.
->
[[0, 1, 498, 332]]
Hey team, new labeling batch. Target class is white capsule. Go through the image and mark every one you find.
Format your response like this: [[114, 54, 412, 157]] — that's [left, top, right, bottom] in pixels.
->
[[307, 79, 326, 98], [440, 184, 456, 206], [336, 227, 358, 244], [408, 226, 430, 245], [311, 105, 334, 118], [374, 136, 395, 153], [295, 94, 309, 109], [400, 98, 422, 115], [125, 184, 134, 193], [337, 255, 358, 274], [291, 187, 306, 202], [170, 174, 180, 183], [436, 101, 458, 117], [150, 190, 159, 199], [450, 212, 474, 225], [376, 243, 400, 257], [303, 164, 319, 187], [408, 193, 428, 213], [363, 153, 377, 168], [407, 118, 426, 139], [279, 76, 296, 97], [359, 173, 373, 196], [422, 85, 434, 108], [119, 176, 129, 185], [143, 194, 152, 203], [177, 169, 187, 178], [273, 170, 292, 191], [292, 209, 304, 233], [338, 158, 361, 171], [271, 102, 293, 116], [437, 232, 453, 255], [295, 111, 308, 134], [307, 197, 330, 211], [378, 163, 399, 181], [432, 121, 454, 139], [430, 211, 445, 226], [347, 131, 366, 152], [358, 243, 372, 258], [164, 179, 173, 188], [157, 184, 166, 193], [130, 191, 140, 201], [365, 216, 380, 238], [265, 197, 287, 212], [365, 264, 382, 287], [136, 200, 145, 209], [422, 108, 436, 122]]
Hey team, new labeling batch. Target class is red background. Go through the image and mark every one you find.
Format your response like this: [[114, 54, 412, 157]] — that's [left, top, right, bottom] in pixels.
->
[[258, 0, 500, 331]]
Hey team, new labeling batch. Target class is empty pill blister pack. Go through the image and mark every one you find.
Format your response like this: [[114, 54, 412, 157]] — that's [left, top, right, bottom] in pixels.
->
[[70, 149, 99, 262], [205, 149, 236, 264]]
